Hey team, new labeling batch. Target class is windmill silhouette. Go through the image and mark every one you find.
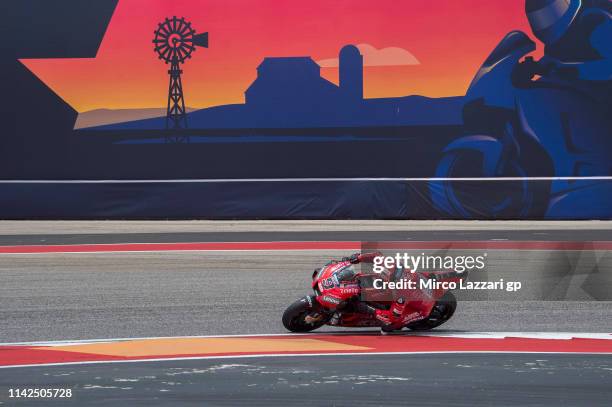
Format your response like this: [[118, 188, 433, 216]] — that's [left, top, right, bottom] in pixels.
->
[[153, 16, 208, 142]]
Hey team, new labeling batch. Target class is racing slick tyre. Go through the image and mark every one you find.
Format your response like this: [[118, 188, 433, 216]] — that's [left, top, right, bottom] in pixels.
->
[[282, 296, 329, 333], [405, 291, 457, 331]]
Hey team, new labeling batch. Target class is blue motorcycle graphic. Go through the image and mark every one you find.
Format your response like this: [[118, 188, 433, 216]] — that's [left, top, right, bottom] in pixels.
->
[[430, 31, 612, 219]]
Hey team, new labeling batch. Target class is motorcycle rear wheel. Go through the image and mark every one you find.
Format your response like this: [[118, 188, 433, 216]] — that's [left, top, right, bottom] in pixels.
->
[[282, 297, 329, 333], [405, 291, 457, 331]]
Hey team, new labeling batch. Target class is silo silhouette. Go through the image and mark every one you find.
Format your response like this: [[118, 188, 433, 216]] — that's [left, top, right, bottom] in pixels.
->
[[339, 45, 363, 101]]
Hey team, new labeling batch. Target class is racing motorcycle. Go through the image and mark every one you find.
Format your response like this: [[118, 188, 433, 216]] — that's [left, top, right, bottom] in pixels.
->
[[282, 253, 461, 333]]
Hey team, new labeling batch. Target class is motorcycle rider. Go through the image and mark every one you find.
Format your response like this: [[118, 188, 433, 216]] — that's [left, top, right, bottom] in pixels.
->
[[524, 0, 611, 86], [337, 252, 435, 333]]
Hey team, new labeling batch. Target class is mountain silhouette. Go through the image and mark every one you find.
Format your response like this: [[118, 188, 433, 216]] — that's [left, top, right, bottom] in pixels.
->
[[75, 107, 197, 129]]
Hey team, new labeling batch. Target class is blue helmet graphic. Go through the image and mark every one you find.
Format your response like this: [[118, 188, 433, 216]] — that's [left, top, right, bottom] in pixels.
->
[[526, 0, 582, 44]]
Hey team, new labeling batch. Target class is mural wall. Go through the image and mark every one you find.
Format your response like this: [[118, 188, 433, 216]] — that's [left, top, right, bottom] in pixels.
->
[[1, 0, 611, 219]]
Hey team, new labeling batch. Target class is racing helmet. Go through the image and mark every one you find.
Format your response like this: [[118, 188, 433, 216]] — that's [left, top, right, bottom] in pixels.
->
[[526, 0, 582, 45], [335, 265, 357, 282]]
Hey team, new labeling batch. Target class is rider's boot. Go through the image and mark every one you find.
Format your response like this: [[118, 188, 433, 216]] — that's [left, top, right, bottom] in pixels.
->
[[377, 297, 408, 334], [375, 309, 396, 333], [390, 297, 407, 320]]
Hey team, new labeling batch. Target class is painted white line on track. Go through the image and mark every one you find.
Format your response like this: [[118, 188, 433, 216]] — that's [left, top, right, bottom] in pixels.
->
[[2, 351, 612, 370], [4, 240, 353, 248], [3, 332, 611, 347], [0, 249, 354, 255]]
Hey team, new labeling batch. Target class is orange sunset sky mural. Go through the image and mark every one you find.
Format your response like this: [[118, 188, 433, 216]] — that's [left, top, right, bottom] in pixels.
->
[[20, 0, 536, 113]]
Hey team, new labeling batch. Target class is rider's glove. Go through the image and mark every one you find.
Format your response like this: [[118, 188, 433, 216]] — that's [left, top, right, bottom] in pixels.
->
[[512, 56, 540, 87], [342, 253, 361, 264]]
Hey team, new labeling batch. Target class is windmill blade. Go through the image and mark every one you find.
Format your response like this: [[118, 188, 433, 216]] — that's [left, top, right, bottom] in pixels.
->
[[179, 21, 192, 36], [176, 18, 185, 34], [152, 18, 207, 62], [154, 44, 170, 56], [157, 22, 171, 36]]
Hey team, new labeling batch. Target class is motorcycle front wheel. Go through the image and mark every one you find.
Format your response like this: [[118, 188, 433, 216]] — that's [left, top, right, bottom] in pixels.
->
[[282, 296, 329, 333]]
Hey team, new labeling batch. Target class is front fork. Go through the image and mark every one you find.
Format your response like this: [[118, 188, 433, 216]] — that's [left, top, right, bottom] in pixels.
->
[[304, 295, 330, 325]]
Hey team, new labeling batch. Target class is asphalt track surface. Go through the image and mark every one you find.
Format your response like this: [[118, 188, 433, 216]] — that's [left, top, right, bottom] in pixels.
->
[[0, 221, 611, 406], [1, 249, 611, 342], [1, 354, 611, 406]]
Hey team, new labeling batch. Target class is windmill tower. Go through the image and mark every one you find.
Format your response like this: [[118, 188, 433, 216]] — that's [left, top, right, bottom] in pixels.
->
[[153, 16, 208, 143]]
